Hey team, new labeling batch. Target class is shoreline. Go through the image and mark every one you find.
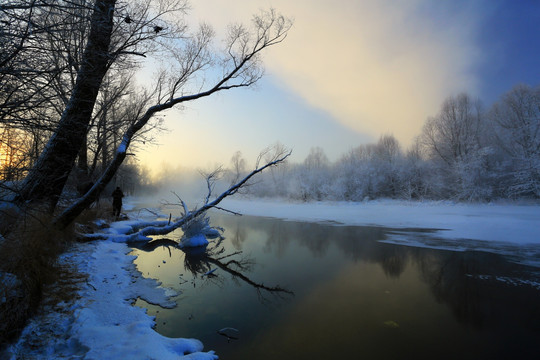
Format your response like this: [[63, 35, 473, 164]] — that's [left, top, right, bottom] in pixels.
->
[[219, 197, 540, 244], [5, 202, 218, 360]]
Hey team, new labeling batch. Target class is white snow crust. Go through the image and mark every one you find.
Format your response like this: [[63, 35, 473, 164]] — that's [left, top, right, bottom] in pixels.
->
[[66, 241, 217, 360], [180, 233, 209, 248]]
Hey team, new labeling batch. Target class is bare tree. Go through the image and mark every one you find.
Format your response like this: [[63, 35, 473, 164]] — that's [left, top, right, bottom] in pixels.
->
[[0, 1, 164, 184], [4, 0, 291, 227], [0, 125, 33, 181], [12, 0, 117, 211], [489, 84, 540, 197], [420, 93, 483, 166]]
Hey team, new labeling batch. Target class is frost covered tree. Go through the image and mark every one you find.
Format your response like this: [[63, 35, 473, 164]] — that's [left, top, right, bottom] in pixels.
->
[[330, 136, 404, 201], [372, 134, 403, 198], [399, 139, 432, 199], [293, 147, 332, 201], [0, 0, 291, 227], [331, 144, 375, 200], [333, 148, 365, 201], [227, 151, 247, 186], [419, 93, 492, 199], [489, 84, 540, 198], [244, 143, 291, 198], [420, 94, 483, 165]]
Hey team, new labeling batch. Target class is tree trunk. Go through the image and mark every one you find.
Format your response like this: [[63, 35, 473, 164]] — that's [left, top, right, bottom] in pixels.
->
[[15, 0, 116, 212], [100, 109, 109, 173], [77, 135, 89, 175], [54, 144, 127, 229]]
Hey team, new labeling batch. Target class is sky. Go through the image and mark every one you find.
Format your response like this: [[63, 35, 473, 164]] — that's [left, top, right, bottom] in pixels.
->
[[135, 0, 540, 175]]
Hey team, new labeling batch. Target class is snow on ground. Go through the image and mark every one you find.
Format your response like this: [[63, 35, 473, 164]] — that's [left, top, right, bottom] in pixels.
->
[[64, 241, 216, 360], [220, 197, 540, 265], [6, 199, 217, 360]]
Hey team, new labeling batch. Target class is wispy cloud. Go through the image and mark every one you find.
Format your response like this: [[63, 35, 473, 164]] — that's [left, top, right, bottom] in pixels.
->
[[192, 0, 483, 146]]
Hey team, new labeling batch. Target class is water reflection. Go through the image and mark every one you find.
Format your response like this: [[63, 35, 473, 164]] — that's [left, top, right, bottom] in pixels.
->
[[227, 216, 540, 330], [131, 236, 293, 304], [132, 213, 540, 359]]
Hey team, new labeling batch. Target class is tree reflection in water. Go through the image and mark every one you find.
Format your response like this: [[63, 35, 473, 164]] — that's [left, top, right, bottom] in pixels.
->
[[217, 214, 540, 334], [130, 236, 293, 304], [130, 214, 540, 359]]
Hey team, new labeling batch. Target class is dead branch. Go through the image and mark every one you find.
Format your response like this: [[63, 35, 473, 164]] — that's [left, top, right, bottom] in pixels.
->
[[123, 148, 291, 242]]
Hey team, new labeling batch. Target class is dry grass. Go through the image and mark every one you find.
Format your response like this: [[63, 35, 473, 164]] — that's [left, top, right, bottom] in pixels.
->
[[0, 209, 76, 347], [71, 201, 117, 234], [0, 200, 112, 349]]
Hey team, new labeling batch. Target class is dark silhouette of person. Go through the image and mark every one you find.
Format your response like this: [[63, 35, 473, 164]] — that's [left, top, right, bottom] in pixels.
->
[[111, 186, 124, 218]]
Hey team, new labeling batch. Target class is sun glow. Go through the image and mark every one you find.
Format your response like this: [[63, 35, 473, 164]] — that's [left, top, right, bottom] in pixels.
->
[[0, 126, 31, 181]]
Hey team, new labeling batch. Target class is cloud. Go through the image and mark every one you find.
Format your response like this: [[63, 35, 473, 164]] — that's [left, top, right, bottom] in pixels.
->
[[190, 0, 483, 146], [268, 0, 483, 145]]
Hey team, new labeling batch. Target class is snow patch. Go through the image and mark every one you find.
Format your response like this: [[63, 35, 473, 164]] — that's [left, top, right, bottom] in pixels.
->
[[180, 233, 209, 248]]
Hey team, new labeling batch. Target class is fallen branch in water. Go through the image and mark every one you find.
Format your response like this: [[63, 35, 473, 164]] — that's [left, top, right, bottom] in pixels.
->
[[125, 147, 291, 242]]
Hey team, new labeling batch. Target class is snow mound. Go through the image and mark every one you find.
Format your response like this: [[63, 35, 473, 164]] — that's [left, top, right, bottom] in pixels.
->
[[180, 233, 209, 248]]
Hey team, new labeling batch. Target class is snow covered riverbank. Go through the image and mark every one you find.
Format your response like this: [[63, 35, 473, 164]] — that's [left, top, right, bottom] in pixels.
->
[[220, 198, 540, 243], [220, 198, 540, 265], [5, 202, 217, 360]]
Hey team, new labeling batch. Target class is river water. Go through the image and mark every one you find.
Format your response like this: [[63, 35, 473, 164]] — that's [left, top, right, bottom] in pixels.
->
[[132, 212, 540, 359]]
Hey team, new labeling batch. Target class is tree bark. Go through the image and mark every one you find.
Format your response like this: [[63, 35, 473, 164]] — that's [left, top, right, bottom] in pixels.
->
[[15, 0, 116, 211]]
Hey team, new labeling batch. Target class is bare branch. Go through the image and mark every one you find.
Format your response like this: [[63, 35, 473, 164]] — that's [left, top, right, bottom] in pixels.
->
[[212, 206, 242, 216], [114, 148, 291, 241]]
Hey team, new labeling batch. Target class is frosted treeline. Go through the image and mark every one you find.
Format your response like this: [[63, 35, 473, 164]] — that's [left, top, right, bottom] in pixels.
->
[[246, 84, 540, 201]]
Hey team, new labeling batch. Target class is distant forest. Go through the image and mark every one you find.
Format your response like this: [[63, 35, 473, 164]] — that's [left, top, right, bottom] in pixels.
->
[[245, 84, 540, 202], [4, 80, 537, 203]]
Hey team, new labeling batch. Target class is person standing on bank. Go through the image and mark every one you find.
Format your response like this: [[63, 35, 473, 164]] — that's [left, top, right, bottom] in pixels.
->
[[111, 186, 124, 219]]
